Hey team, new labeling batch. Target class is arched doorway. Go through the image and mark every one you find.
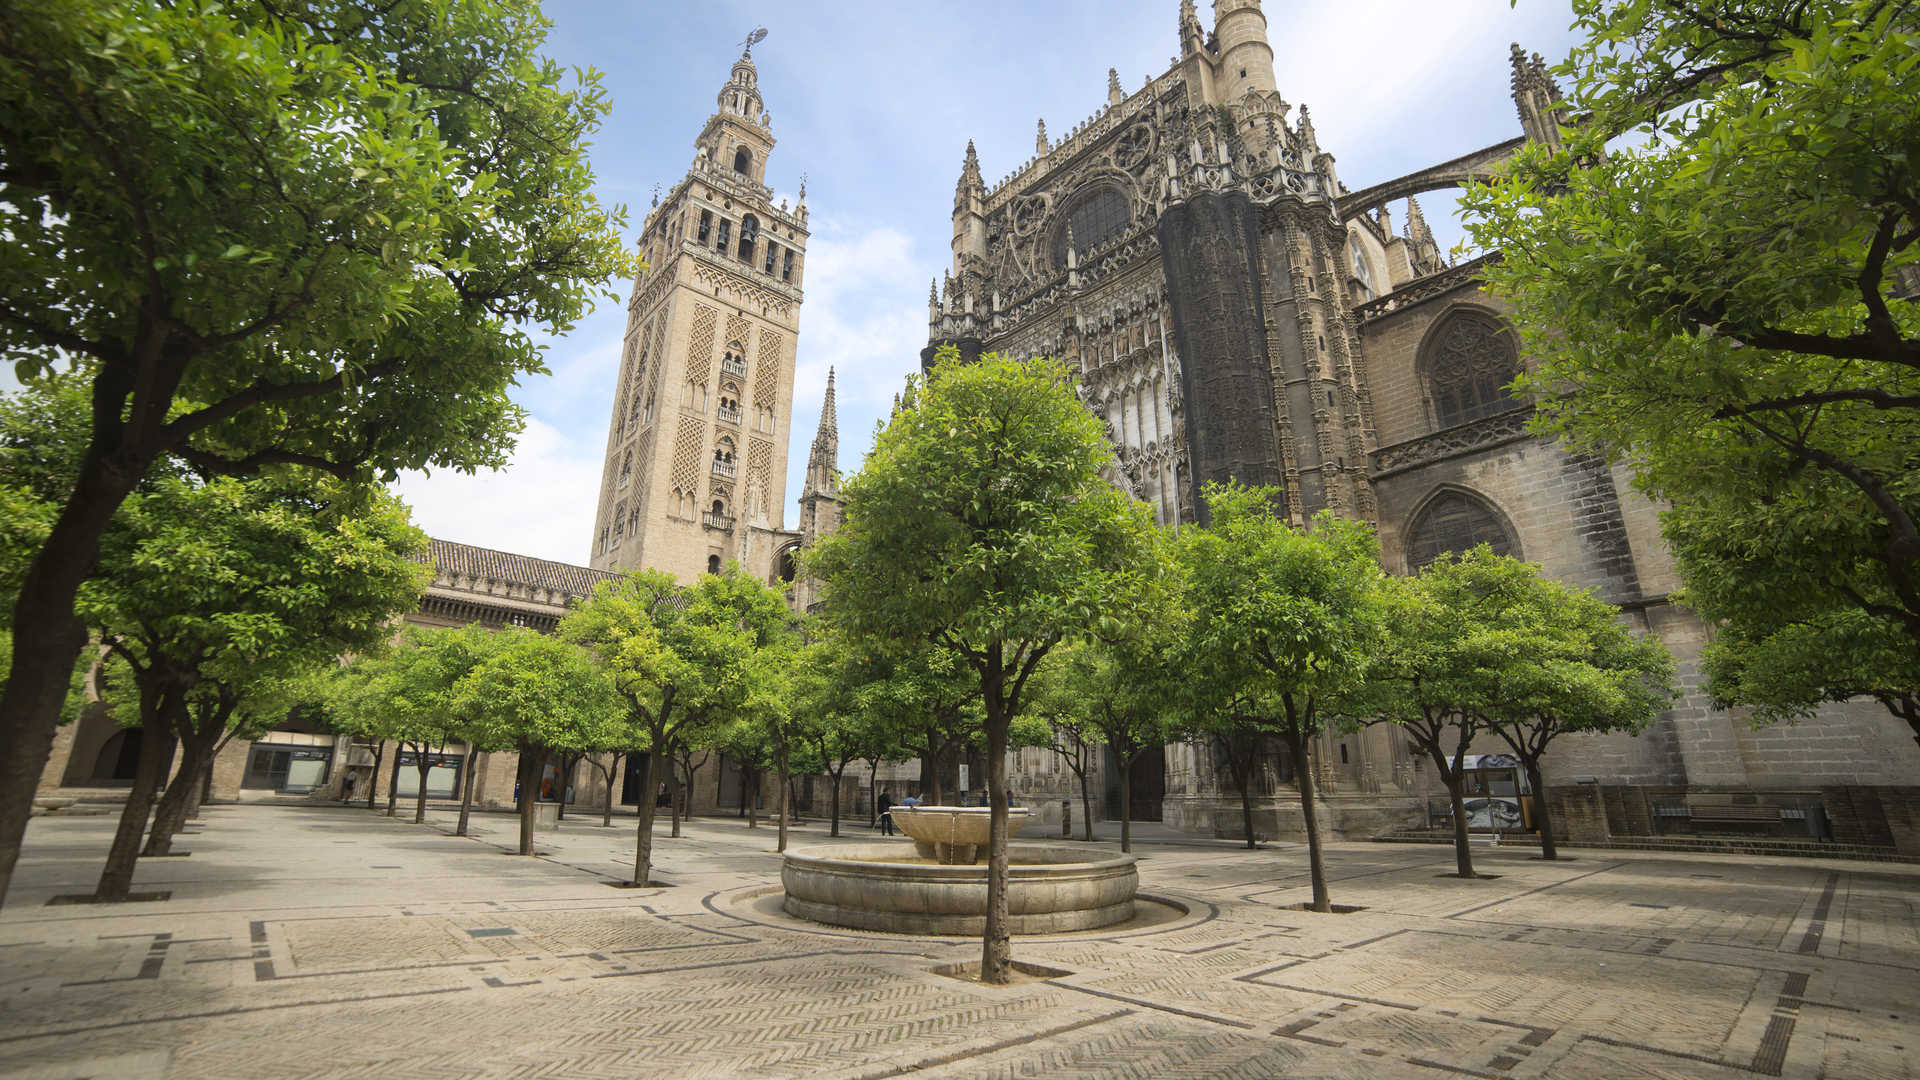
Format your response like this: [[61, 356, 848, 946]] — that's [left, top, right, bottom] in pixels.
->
[[1105, 745, 1166, 822], [91, 729, 141, 782]]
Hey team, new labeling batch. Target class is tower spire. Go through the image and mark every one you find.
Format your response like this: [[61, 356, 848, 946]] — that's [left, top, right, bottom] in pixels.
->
[[956, 140, 984, 200], [805, 367, 838, 490]]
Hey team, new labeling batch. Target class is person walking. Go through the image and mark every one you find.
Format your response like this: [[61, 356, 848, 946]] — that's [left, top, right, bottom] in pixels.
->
[[877, 792, 894, 836]]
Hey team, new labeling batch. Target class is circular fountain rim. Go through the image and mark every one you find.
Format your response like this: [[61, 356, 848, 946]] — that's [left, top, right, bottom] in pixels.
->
[[782, 842, 1136, 876]]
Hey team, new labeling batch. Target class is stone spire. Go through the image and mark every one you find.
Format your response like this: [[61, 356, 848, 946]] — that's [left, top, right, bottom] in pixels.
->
[[1405, 196, 1433, 247], [1296, 104, 1318, 151], [956, 140, 984, 201], [1036, 118, 1049, 156], [1179, 0, 1205, 55], [1510, 42, 1566, 149], [804, 368, 838, 499], [1108, 68, 1125, 105]]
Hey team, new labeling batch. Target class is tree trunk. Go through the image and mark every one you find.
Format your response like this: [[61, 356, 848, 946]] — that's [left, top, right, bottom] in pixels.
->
[[1288, 726, 1331, 913], [923, 735, 946, 806], [1234, 752, 1258, 851], [1424, 740, 1476, 878], [1119, 757, 1133, 853], [1080, 751, 1095, 842], [666, 752, 683, 837], [456, 750, 479, 837], [747, 771, 759, 828], [1447, 771, 1475, 877], [602, 753, 619, 829], [191, 763, 211, 819], [515, 744, 541, 856], [95, 715, 177, 902], [555, 754, 571, 820], [631, 747, 659, 886], [144, 734, 216, 857], [776, 749, 789, 854], [413, 757, 432, 825], [1526, 759, 1558, 860], [980, 656, 1012, 986], [0, 442, 148, 908], [385, 748, 402, 817], [828, 767, 844, 837], [366, 742, 384, 810]]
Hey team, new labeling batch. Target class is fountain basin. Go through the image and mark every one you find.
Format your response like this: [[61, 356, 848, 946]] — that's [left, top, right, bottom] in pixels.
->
[[781, 843, 1138, 935], [891, 805, 1031, 864]]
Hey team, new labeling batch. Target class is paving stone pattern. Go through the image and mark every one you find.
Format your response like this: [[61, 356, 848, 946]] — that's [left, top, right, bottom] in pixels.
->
[[2, 804, 1915, 1079]]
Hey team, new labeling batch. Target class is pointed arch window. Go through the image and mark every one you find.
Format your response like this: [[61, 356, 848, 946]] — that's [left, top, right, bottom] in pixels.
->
[[1052, 187, 1131, 268], [1406, 489, 1516, 571], [737, 215, 758, 263], [1424, 310, 1521, 429], [733, 147, 751, 175], [714, 218, 731, 253]]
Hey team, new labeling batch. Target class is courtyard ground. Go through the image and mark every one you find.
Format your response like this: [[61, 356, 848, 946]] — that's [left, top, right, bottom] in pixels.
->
[[0, 803, 1914, 1079]]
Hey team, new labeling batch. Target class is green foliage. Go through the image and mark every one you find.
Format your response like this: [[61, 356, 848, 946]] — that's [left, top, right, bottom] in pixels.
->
[[330, 625, 507, 750], [559, 565, 795, 756], [0, 0, 633, 476], [809, 350, 1155, 670], [1463, 565, 1678, 761], [449, 628, 621, 753], [809, 348, 1153, 979], [1463, 0, 1919, 733], [1180, 484, 1388, 734], [78, 470, 431, 692]]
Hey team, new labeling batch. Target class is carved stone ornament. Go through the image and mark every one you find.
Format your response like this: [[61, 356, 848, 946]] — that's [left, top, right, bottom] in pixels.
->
[[1368, 405, 1532, 478]]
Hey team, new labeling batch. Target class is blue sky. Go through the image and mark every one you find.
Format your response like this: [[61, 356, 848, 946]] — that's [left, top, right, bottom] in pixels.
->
[[393, 0, 1585, 565]]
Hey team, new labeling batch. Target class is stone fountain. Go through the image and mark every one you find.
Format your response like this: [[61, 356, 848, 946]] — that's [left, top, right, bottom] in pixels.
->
[[781, 805, 1139, 935]]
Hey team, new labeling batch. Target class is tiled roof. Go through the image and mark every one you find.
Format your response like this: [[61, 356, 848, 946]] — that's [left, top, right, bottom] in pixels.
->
[[424, 539, 617, 600]]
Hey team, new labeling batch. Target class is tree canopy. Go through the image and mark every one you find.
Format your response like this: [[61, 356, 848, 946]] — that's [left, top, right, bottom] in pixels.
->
[[1462, 0, 1919, 742], [810, 349, 1154, 983], [1180, 483, 1388, 910], [0, 0, 634, 905]]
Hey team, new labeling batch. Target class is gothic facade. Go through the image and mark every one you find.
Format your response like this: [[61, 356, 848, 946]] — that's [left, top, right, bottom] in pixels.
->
[[925, 0, 1920, 845]]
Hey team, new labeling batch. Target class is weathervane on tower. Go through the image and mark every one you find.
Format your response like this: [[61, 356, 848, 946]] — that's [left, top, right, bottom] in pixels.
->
[[741, 26, 768, 56]]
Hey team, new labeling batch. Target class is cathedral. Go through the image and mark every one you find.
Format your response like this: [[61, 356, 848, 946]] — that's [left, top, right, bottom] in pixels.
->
[[917, 0, 1920, 847]]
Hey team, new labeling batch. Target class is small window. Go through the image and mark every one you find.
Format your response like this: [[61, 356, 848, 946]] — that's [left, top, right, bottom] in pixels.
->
[[1348, 235, 1375, 298], [715, 219, 731, 253], [782, 249, 794, 282], [697, 210, 712, 244], [764, 241, 778, 274], [707, 554, 722, 575], [733, 147, 751, 174]]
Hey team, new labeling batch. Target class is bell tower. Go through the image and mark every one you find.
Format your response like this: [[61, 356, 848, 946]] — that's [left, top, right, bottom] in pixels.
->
[[589, 36, 809, 581]]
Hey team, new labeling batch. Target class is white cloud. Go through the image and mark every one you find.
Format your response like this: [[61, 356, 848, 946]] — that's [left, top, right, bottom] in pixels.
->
[[392, 416, 606, 566], [783, 220, 932, 521]]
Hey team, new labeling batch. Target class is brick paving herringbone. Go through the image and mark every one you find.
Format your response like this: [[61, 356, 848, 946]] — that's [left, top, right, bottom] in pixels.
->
[[2, 803, 1916, 1079]]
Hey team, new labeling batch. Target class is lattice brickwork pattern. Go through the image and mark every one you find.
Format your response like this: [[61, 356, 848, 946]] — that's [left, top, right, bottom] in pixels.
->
[[685, 304, 717, 386], [754, 329, 782, 404], [724, 313, 751, 354], [669, 415, 705, 493], [746, 437, 774, 518]]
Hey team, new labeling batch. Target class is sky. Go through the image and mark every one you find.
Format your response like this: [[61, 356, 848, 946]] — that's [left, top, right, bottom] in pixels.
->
[[388, 0, 1585, 565]]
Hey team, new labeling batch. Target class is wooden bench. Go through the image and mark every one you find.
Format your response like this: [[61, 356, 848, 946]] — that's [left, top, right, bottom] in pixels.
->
[[1686, 803, 1782, 827]]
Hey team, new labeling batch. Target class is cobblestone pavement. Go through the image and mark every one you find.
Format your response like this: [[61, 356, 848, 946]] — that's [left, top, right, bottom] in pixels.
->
[[2, 804, 1915, 1079]]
